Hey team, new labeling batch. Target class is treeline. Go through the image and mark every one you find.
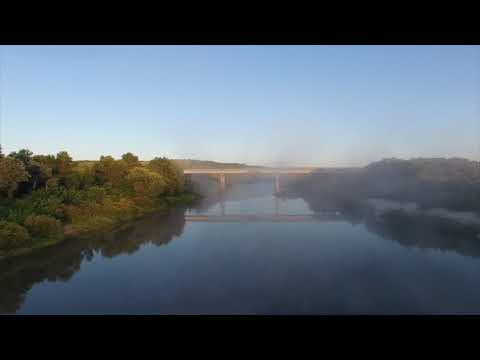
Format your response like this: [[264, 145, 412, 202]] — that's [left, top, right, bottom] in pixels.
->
[[362, 158, 480, 210], [0, 148, 195, 257], [171, 159, 252, 169], [291, 157, 480, 213]]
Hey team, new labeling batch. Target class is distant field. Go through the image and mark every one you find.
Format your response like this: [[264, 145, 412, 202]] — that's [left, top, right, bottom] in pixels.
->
[[74, 159, 263, 170], [74, 160, 96, 169], [172, 159, 264, 170]]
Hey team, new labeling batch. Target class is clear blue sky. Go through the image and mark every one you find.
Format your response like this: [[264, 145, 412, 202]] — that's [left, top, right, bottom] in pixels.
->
[[1, 45, 479, 166]]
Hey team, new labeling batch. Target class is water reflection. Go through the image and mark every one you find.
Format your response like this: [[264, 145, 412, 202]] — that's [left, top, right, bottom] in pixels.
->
[[199, 185, 480, 259], [365, 211, 480, 258], [2, 181, 480, 314], [301, 194, 480, 258], [0, 208, 187, 314]]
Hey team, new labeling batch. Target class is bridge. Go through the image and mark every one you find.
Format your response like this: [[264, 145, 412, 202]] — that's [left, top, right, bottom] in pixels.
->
[[183, 168, 350, 223], [183, 168, 315, 193], [185, 213, 344, 223], [183, 168, 315, 175]]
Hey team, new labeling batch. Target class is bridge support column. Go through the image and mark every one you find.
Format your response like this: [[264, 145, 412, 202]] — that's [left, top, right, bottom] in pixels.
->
[[275, 175, 281, 194], [219, 173, 226, 191], [220, 197, 226, 216]]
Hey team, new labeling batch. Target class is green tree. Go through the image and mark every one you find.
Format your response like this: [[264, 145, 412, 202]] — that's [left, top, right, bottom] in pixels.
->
[[85, 186, 107, 204], [0, 221, 31, 251], [63, 172, 83, 190], [127, 167, 166, 199], [24, 215, 63, 241], [0, 157, 30, 198], [55, 151, 73, 176], [148, 157, 184, 194], [46, 177, 59, 190], [78, 167, 96, 189], [32, 154, 57, 171], [93, 156, 128, 186], [121, 152, 139, 168], [26, 160, 53, 190], [7, 150, 55, 194], [8, 149, 33, 166]]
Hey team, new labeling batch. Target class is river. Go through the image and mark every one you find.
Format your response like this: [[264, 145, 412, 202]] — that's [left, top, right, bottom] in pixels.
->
[[2, 181, 480, 314]]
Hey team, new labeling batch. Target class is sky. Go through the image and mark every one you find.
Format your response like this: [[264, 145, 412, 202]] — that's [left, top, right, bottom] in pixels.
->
[[0, 45, 479, 167]]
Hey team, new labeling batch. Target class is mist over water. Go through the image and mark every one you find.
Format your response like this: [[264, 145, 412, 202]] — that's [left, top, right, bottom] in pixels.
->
[[2, 178, 480, 315], [1, 45, 480, 315]]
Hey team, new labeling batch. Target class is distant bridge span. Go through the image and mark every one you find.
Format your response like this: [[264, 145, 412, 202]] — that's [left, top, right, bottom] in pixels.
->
[[183, 168, 315, 193], [185, 213, 344, 223], [183, 167, 360, 192], [183, 168, 315, 175]]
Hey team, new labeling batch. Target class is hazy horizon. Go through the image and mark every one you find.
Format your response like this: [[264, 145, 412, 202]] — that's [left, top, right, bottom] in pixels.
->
[[75, 156, 480, 169], [1, 45, 479, 166]]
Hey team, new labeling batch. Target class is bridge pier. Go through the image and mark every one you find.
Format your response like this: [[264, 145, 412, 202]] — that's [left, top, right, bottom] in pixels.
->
[[275, 175, 281, 194], [219, 173, 226, 191], [220, 197, 226, 216]]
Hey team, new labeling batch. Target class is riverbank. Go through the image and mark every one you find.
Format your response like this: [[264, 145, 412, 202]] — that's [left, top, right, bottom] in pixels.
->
[[0, 192, 200, 260], [1, 151, 202, 259]]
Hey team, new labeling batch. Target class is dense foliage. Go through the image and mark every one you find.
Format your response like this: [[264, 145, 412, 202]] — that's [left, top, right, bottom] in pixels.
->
[[0, 148, 194, 256], [292, 157, 480, 213], [0, 221, 31, 250], [24, 215, 63, 241]]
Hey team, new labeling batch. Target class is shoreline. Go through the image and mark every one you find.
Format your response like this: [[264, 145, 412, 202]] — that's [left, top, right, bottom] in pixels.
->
[[0, 192, 200, 260]]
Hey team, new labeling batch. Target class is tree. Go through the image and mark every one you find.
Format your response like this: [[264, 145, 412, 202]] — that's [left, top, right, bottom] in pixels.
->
[[7, 150, 56, 194], [8, 149, 33, 166], [46, 177, 59, 190], [26, 160, 52, 190], [77, 167, 96, 189], [148, 157, 184, 194], [126, 167, 166, 199], [55, 151, 73, 176], [32, 154, 57, 170], [121, 152, 139, 168], [31, 154, 58, 189], [93, 156, 128, 186], [0, 221, 31, 251], [24, 215, 63, 241], [0, 157, 30, 198]]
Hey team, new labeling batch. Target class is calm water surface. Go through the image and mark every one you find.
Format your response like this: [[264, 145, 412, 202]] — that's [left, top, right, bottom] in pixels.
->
[[3, 182, 480, 314]]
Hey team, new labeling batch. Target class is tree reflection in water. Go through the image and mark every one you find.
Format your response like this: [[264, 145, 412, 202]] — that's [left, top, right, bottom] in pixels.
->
[[196, 184, 480, 260], [2, 183, 480, 314], [0, 207, 187, 314], [365, 210, 480, 258], [302, 194, 480, 258]]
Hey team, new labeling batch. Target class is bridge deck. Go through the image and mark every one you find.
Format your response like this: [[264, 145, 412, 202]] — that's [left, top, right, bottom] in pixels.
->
[[185, 214, 344, 222], [183, 167, 360, 175], [183, 168, 314, 175]]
